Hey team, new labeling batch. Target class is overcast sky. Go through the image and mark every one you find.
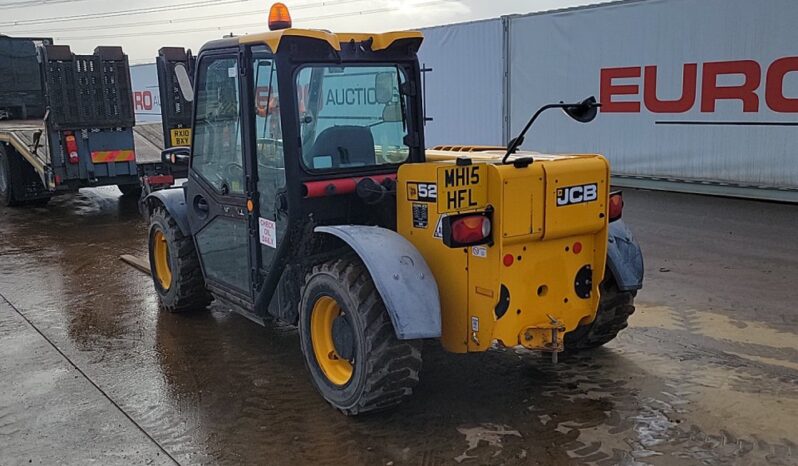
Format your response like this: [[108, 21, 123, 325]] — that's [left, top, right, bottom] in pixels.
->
[[1, 0, 606, 63]]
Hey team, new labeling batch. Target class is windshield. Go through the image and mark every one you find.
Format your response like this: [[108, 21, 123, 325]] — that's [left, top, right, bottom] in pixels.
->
[[296, 65, 410, 170]]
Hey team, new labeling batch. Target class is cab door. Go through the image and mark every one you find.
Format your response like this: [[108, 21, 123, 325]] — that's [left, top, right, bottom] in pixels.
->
[[185, 51, 253, 300], [251, 49, 288, 283]]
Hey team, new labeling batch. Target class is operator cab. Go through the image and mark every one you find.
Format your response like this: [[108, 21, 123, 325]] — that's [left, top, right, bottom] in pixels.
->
[[172, 4, 426, 318]]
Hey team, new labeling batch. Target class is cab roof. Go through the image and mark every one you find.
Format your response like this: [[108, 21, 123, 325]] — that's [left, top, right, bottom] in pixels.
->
[[200, 28, 423, 54]]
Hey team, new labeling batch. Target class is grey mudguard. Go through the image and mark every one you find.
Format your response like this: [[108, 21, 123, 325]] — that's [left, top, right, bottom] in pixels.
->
[[145, 187, 190, 235], [315, 225, 442, 340], [606, 219, 644, 291]]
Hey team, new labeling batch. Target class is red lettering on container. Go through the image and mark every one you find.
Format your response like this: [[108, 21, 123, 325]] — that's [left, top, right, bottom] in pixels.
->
[[133, 91, 154, 111], [701, 60, 761, 112], [643, 64, 697, 113], [766, 57, 798, 113], [600, 67, 641, 112]]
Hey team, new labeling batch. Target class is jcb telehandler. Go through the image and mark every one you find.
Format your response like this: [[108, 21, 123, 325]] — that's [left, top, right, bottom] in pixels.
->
[[145, 3, 643, 414]]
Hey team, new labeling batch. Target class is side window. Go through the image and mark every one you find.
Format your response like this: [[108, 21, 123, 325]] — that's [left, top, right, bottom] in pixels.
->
[[191, 56, 244, 194], [253, 55, 287, 268], [254, 58, 284, 176]]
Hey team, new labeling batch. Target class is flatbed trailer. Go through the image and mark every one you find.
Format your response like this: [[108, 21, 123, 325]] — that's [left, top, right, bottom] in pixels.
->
[[0, 37, 181, 206]]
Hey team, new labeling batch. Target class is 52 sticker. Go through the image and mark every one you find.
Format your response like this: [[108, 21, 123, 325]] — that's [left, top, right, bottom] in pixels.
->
[[407, 182, 437, 202]]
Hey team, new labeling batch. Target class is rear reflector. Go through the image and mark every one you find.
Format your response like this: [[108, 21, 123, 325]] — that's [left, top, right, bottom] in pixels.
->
[[442, 211, 492, 248], [144, 174, 174, 186], [64, 132, 79, 164], [91, 150, 136, 163], [609, 191, 623, 222]]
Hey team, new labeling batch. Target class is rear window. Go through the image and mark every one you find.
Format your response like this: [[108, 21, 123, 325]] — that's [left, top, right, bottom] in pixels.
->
[[295, 65, 410, 171]]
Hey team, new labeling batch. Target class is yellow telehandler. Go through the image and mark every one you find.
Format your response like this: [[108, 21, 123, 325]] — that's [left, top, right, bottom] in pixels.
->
[[144, 3, 643, 414]]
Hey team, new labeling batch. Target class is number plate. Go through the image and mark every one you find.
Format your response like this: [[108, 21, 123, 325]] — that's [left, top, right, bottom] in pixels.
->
[[436, 164, 487, 213], [170, 128, 192, 147]]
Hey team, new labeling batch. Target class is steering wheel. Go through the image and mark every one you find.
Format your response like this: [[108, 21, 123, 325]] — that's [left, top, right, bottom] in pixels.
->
[[380, 147, 408, 164], [224, 162, 244, 181]]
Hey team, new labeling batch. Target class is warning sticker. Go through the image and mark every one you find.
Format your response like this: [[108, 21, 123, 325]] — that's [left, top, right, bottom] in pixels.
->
[[433, 215, 445, 239], [471, 245, 487, 258], [259, 217, 277, 248], [412, 203, 428, 228]]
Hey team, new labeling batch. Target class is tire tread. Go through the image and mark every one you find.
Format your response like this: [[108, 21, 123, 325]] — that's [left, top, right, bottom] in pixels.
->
[[150, 206, 211, 312], [305, 257, 422, 415], [565, 277, 636, 351]]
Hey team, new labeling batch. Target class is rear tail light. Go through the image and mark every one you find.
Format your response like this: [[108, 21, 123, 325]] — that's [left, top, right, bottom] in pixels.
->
[[442, 211, 492, 248], [64, 132, 79, 164], [144, 174, 175, 187], [609, 191, 623, 222]]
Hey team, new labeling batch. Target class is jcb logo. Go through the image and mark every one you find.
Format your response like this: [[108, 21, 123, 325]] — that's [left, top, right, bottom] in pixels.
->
[[557, 183, 598, 206]]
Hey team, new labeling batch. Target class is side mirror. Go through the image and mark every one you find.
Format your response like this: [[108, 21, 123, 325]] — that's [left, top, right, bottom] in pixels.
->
[[162, 146, 190, 165], [174, 63, 194, 102], [374, 72, 394, 104], [503, 96, 602, 164], [563, 96, 600, 123], [382, 102, 402, 122]]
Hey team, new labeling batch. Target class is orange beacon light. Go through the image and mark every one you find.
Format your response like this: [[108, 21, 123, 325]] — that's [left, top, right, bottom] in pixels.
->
[[268, 3, 292, 31]]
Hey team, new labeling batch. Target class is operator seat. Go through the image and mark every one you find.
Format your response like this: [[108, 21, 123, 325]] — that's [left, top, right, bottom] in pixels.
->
[[307, 125, 375, 168]]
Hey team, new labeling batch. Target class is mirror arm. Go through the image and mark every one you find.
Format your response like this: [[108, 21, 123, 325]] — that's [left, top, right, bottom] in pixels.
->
[[502, 103, 563, 164]]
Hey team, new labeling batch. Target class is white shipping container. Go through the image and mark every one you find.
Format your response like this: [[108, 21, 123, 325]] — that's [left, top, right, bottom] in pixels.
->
[[505, 0, 798, 196], [127, 0, 798, 200], [417, 18, 505, 147], [130, 63, 161, 123]]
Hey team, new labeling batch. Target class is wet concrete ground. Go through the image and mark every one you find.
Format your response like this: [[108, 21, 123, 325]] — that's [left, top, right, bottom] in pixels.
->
[[0, 187, 796, 465]]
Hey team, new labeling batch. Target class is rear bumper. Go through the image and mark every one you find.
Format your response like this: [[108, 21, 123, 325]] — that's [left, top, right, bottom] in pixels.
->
[[56, 174, 139, 191]]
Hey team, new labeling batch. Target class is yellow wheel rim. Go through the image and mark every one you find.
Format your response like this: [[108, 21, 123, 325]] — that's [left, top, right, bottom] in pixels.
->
[[310, 296, 353, 386], [152, 230, 172, 291]]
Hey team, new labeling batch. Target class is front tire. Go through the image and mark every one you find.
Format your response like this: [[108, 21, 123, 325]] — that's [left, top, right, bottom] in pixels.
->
[[299, 258, 422, 415], [564, 272, 636, 351], [148, 206, 211, 312]]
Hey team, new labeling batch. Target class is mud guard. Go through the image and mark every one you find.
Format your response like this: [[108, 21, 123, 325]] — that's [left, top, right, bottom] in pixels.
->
[[606, 219, 644, 291], [145, 187, 190, 235], [315, 225, 442, 340]]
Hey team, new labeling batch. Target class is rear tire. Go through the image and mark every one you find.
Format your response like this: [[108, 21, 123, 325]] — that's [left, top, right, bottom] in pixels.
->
[[564, 272, 636, 351], [299, 258, 422, 415], [0, 145, 51, 207], [148, 206, 211, 312], [118, 183, 143, 198], [0, 145, 20, 207]]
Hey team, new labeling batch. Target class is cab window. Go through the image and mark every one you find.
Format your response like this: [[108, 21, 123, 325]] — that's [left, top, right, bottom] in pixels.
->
[[191, 56, 244, 194], [253, 54, 286, 268], [296, 65, 410, 171]]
